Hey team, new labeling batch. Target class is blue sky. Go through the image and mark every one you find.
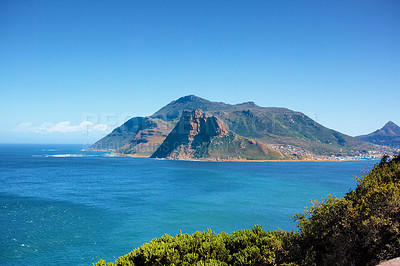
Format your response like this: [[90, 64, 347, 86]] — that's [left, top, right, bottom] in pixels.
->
[[0, 0, 399, 144]]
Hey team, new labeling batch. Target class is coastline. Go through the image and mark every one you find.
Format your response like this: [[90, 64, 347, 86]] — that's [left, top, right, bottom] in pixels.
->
[[108, 152, 378, 162]]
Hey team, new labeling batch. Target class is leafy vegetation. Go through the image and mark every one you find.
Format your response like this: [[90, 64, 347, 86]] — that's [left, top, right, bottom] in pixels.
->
[[294, 153, 400, 265], [94, 227, 295, 266], [94, 154, 400, 265]]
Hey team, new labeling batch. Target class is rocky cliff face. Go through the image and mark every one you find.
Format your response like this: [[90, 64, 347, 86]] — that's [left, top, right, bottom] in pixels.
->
[[151, 109, 285, 160], [151, 109, 227, 159]]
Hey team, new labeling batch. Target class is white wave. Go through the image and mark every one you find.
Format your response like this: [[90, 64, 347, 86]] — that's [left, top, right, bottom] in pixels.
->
[[47, 154, 84, 157], [47, 154, 98, 158]]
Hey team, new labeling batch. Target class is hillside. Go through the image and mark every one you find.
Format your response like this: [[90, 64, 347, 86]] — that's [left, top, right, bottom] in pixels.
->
[[89, 117, 145, 151], [90, 95, 375, 158], [357, 121, 400, 148]]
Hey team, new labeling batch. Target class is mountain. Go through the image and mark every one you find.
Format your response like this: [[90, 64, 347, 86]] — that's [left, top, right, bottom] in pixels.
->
[[90, 95, 375, 159], [356, 121, 400, 148], [151, 109, 285, 160], [89, 95, 245, 153], [89, 117, 145, 151]]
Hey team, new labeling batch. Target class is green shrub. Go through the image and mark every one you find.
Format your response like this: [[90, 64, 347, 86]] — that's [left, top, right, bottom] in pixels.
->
[[94, 226, 294, 266], [294, 153, 400, 265]]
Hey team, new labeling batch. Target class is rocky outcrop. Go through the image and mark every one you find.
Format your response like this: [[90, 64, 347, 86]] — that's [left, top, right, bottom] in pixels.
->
[[151, 109, 227, 159], [151, 109, 286, 160]]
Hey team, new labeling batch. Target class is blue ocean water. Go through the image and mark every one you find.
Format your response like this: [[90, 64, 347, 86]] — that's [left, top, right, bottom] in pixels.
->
[[0, 144, 377, 265]]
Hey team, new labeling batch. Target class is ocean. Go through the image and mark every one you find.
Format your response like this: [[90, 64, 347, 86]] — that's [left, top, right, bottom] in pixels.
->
[[0, 144, 377, 265]]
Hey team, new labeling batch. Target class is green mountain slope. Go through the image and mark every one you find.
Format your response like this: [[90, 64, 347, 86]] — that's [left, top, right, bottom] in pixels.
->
[[90, 95, 375, 158], [214, 108, 372, 156]]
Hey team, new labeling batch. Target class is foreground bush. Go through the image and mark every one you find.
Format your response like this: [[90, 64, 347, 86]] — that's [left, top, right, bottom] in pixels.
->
[[294, 154, 400, 265], [95, 154, 400, 265], [95, 226, 296, 266]]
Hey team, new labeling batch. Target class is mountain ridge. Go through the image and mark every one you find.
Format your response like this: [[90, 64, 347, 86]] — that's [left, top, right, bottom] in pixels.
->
[[90, 95, 376, 159]]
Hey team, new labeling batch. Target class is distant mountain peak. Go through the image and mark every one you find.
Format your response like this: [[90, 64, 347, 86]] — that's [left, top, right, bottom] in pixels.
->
[[356, 121, 400, 148], [381, 121, 400, 136], [384, 121, 398, 129], [173, 95, 209, 104], [152, 95, 227, 121], [237, 101, 258, 107]]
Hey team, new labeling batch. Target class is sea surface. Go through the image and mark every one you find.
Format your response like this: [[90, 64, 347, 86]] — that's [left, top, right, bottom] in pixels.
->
[[0, 144, 377, 265]]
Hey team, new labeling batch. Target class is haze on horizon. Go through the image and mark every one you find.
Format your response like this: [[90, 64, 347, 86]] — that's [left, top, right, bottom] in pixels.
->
[[0, 0, 399, 144]]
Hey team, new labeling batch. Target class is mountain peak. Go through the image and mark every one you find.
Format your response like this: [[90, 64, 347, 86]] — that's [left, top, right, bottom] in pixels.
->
[[152, 95, 227, 121], [356, 121, 400, 148], [237, 101, 258, 107], [384, 121, 398, 128], [173, 95, 208, 104], [381, 121, 400, 136]]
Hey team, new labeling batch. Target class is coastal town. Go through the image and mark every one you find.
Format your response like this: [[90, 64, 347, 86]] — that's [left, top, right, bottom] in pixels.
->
[[266, 143, 400, 161]]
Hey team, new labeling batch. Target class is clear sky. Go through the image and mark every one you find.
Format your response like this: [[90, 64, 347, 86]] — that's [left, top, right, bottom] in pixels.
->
[[0, 0, 399, 144]]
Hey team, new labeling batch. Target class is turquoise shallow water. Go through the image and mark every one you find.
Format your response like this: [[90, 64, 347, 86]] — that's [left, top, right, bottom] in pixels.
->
[[0, 144, 377, 265]]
